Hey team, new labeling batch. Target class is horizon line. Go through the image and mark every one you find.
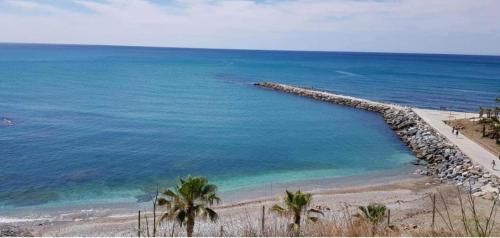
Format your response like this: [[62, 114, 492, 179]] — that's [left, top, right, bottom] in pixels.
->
[[1, 41, 500, 58]]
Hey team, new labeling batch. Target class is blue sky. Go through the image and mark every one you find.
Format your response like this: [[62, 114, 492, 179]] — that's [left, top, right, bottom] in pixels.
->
[[1, 0, 500, 55]]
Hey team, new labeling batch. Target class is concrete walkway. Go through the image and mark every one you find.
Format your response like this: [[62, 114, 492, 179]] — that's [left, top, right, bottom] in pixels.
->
[[413, 108, 500, 176]]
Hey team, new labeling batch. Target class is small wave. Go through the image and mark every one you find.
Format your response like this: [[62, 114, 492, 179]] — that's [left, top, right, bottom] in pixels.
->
[[108, 214, 134, 219], [449, 88, 496, 95], [0, 216, 43, 223], [335, 70, 363, 77]]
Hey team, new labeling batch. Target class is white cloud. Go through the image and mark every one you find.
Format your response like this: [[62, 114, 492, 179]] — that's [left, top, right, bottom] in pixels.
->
[[0, 0, 499, 55], [2, 0, 74, 15]]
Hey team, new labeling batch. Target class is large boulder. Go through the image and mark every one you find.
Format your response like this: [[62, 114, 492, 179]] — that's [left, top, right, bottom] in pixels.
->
[[481, 183, 499, 194]]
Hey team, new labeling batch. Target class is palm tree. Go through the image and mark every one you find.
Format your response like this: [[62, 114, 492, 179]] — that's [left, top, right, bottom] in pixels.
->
[[157, 176, 220, 237], [358, 203, 387, 225], [493, 123, 500, 144], [359, 203, 387, 235], [270, 190, 323, 236]]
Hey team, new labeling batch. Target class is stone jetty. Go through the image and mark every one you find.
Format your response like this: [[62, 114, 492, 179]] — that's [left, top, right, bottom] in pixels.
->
[[255, 82, 500, 199]]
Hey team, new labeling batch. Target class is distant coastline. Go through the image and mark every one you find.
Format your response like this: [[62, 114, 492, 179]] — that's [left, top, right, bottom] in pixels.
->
[[2, 42, 500, 58]]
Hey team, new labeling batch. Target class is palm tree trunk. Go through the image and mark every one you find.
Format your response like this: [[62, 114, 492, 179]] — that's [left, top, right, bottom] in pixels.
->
[[293, 214, 301, 236], [186, 217, 195, 237]]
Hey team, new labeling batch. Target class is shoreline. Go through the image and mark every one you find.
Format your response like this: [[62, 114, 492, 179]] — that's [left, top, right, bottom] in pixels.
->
[[217, 164, 420, 205], [0, 165, 419, 223], [18, 174, 432, 236]]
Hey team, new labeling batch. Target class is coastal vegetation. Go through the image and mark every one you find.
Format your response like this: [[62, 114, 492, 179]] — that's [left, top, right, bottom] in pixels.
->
[[128, 175, 500, 237], [358, 203, 387, 225], [358, 203, 388, 235], [447, 117, 500, 155], [270, 190, 323, 236], [448, 95, 500, 156], [156, 176, 220, 237], [478, 95, 500, 144]]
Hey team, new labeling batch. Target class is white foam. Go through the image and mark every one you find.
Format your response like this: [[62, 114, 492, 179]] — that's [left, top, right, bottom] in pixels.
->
[[335, 70, 363, 77], [0, 216, 41, 223]]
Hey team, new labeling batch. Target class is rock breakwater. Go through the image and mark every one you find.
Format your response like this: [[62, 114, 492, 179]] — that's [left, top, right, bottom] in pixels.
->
[[255, 82, 500, 199]]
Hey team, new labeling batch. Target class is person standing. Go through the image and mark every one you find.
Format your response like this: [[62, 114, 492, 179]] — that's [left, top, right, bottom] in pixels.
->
[[492, 160, 496, 169]]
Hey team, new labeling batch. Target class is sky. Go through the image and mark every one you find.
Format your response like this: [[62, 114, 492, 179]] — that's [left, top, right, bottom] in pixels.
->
[[1, 0, 500, 55]]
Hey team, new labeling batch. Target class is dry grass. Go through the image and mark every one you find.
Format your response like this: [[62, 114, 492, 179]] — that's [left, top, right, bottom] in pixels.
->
[[446, 118, 500, 156], [136, 186, 500, 237], [142, 208, 464, 237]]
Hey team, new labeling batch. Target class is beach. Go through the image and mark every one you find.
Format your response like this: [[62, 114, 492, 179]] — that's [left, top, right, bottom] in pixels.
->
[[14, 176, 434, 236], [15, 176, 500, 236], [3, 166, 421, 235]]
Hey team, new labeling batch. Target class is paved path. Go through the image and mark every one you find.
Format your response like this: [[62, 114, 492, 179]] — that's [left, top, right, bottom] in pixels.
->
[[413, 108, 500, 176]]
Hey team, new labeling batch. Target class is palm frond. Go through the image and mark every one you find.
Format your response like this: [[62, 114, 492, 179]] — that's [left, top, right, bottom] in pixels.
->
[[204, 207, 218, 222], [157, 197, 170, 206], [160, 212, 170, 221], [307, 216, 319, 223], [358, 203, 387, 224], [270, 204, 288, 216], [162, 189, 177, 198], [307, 208, 324, 216]]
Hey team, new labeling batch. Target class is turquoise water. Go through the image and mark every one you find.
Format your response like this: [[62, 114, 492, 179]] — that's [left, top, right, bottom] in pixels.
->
[[1, 44, 499, 210]]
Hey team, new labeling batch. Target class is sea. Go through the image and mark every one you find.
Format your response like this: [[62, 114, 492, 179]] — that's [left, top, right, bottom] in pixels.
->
[[0, 43, 499, 218]]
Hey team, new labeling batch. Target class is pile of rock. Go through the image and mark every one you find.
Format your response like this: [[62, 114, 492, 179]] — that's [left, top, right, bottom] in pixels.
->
[[0, 225, 33, 237], [255, 82, 500, 199], [255, 82, 392, 112], [382, 108, 500, 199]]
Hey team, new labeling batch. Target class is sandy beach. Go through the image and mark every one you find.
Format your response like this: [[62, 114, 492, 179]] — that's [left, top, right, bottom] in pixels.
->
[[12, 175, 498, 236], [17, 176, 434, 236], [2, 167, 421, 236]]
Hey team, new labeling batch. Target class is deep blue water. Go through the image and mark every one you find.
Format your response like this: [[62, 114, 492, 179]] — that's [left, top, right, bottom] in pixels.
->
[[0, 44, 499, 210]]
